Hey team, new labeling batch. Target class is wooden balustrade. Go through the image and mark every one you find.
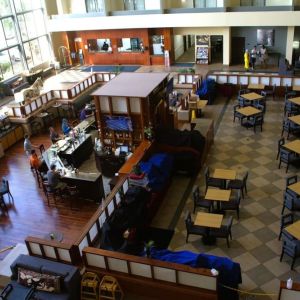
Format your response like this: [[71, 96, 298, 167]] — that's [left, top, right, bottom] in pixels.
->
[[278, 280, 300, 300], [82, 247, 218, 300], [174, 73, 202, 93], [7, 72, 117, 119]]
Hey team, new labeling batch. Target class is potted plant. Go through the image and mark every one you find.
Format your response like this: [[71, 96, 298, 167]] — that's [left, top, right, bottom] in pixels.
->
[[144, 123, 154, 141]]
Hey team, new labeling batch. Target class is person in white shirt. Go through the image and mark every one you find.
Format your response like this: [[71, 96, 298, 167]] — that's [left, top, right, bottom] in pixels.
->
[[23, 134, 37, 156], [250, 46, 258, 70]]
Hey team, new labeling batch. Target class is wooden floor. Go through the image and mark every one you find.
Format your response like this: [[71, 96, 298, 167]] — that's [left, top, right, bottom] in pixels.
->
[[0, 122, 98, 260]]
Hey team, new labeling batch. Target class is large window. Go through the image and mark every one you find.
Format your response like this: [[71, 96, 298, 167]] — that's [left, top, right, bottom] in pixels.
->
[[85, 0, 104, 12], [0, 0, 51, 80], [123, 0, 160, 10]]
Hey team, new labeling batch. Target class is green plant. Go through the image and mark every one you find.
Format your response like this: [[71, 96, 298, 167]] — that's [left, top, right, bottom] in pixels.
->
[[132, 164, 142, 175], [144, 240, 155, 258]]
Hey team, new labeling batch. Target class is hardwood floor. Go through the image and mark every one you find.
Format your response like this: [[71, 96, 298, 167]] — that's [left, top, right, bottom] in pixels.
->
[[0, 123, 98, 260]]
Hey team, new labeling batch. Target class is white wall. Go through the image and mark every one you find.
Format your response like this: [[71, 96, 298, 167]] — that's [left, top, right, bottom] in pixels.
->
[[71, 0, 86, 13], [173, 35, 185, 59], [266, 0, 292, 5]]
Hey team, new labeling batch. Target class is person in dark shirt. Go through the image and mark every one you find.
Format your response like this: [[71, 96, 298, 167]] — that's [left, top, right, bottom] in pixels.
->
[[102, 41, 109, 51], [46, 164, 67, 191], [49, 127, 60, 144]]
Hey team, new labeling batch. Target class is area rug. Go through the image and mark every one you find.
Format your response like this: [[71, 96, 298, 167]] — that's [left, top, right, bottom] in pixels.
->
[[144, 227, 174, 249], [81, 65, 140, 72]]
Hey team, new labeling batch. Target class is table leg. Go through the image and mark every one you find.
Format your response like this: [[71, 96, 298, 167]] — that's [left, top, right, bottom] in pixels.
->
[[202, 228, 216, 245]]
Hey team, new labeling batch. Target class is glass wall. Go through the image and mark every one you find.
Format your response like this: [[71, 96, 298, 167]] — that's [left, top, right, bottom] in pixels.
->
[[0, 0, 51, 80]]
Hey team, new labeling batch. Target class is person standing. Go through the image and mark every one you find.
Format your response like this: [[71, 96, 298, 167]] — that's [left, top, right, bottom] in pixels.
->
[[61, 118, 72, 135], [244, 49, 250, 71], [260, 45, 268, 67], [24, 134, 37, 156], [250, 46, 258, 70]]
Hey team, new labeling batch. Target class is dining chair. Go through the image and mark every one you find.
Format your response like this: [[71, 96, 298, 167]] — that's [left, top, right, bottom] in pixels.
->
[[221, 190, 241, 219], [286, 175, 298, 187], [280, 239, 300, 270], [0, 178, 14, 202], [184, 211, 206, 243], [210, 216, 233, 248], [204, 166, 223, 192], [66, 185, 80, 210], [281, 190, 300, 214], [285, 85, 297, 98], [261, 84, 276, 100], [278, 148, 294, 173], [278, 213, 294, 241], [242, 114, 263, 133], [227, 171, 248, 199], [276, 137, 285, 160], [233, 104, 244, 123], [192, 186, 212, 213]]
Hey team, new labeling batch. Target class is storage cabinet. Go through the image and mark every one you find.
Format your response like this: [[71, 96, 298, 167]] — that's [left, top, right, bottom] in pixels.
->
[[0, 126, 24, 151]]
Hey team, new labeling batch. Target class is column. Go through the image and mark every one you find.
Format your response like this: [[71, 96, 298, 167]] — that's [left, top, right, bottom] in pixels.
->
[[286, 26, 295, 63]]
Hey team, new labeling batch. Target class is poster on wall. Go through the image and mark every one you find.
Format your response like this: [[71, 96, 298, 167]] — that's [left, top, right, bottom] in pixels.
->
[[196, 35, 209, 46], [257, 29, 274, 47]]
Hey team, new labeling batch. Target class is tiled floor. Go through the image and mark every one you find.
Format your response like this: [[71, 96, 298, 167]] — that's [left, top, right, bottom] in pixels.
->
[[161, 95, 300, 299]]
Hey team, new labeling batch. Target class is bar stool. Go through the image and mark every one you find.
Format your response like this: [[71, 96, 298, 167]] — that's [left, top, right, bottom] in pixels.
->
[[99, 275, 124, 300], [81, 272, 100, 300]]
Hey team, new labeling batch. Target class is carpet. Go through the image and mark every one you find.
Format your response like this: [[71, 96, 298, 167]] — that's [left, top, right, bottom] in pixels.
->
[[172, 63, 195, 67], [145, 227, 174, 249], [81, 65, 140, 72]]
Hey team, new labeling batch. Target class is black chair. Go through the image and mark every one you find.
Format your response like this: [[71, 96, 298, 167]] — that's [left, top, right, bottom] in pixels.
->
[[238, 88, 250, 96], [276, 137, 285, 160], [233, 104, 244, 123], [0, 178, 14, 202], [278, 213, 294, 241], [39, 144, 45, 156], [285, 85, 297, 98], [66, 185, 80, 210], [210, 216, 233, 248], [204, 167, 223, 192], [42, 181, 62, 206], [286, 175, 298, 187], [192, 186, 212, 213], [227, 171, 248, 199], [185, 211, 206, 243], [0, 195, 8, 214], [281, 190, 300, 214], [242, 114, 263, 133], [221, 190, 241, 219], [278, 148, 296, 173], [280, 239, 300, 269], [261, 84, 276, 100]]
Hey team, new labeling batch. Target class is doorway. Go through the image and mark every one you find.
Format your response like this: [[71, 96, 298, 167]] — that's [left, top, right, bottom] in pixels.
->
[[174, 35, 195, 63], [231, 37, 245, 65], [210, 35, 223, 63]]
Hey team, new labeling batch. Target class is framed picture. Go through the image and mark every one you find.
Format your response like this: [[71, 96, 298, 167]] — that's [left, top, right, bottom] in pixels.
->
[[257, 29, 274, 47], [196, 35, 209, 46]]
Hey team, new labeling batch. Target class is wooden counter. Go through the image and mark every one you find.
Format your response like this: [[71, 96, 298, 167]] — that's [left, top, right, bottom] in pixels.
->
[[118, 140, 152, 175]]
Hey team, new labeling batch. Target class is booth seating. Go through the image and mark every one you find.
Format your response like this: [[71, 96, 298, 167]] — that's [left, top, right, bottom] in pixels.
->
[[4, 254, 80, 300]]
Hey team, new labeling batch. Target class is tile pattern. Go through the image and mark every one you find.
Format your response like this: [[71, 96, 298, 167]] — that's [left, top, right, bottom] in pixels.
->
[[167, 96, 300, 299]]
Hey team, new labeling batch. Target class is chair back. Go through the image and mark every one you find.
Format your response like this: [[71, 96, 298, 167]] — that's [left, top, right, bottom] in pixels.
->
[[283, 239, 297, 257], [278, 137, 285, 149], [242, 172, 248, 187], [280, 148, 291, 163], [235, 190, 241, 205], [225, 216, 233, 230], [284, 190, 297, 210], [286, 175, 297, 187], [39, 144, 45, 155], [192, 186, 200, 201], [281, 213, 294, 229], [184, 212, 193, 232], [204, 166, 210, 181]]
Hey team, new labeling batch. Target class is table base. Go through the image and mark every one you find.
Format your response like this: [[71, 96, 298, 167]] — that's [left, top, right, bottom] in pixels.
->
[[202, 236, 216, 245]]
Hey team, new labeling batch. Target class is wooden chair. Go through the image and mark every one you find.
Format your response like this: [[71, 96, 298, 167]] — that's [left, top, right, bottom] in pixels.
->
[[66, 185, 80, 209], [42, 181, 62, 206], [39, 144, 45, 156], [185, 211, 206, 243], [261, 84, 276, 100], [192, 186, 212, 213], [99, 275, 124, 300], [278, 148, 295, 173], [281, 190, 300, 215], [233, 104, 244, 123], [286, 175, 297, 187], [81, 272, 99, 300], [241, 114, 263, 133], [210, 216, 233, 248]]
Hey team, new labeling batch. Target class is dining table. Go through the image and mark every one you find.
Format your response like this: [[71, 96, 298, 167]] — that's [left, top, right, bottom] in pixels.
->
[[205, 188, 231, 212]]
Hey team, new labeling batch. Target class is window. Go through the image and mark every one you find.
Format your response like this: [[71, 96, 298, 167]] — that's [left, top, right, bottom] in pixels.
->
[[85, 0, 104, 12], [0, 0, 51, 79], [124, 0, 160, 10], [118, 38, 144, 52]]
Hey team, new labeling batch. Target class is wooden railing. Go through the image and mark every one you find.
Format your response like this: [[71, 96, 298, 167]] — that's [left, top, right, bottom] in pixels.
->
[[207, 71, 300, 88], [175, 73, 202, 93], [82, 247, 218, 300], [278, 280, 300, 300], [7, 72, 117, 118]]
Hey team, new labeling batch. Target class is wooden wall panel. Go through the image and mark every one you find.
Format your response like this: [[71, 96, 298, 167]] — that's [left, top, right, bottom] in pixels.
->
[[67, 28, 173, 65]]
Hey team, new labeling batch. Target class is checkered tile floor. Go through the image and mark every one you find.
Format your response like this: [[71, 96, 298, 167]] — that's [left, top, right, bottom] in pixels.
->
[[167, 96, 300, 299]]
